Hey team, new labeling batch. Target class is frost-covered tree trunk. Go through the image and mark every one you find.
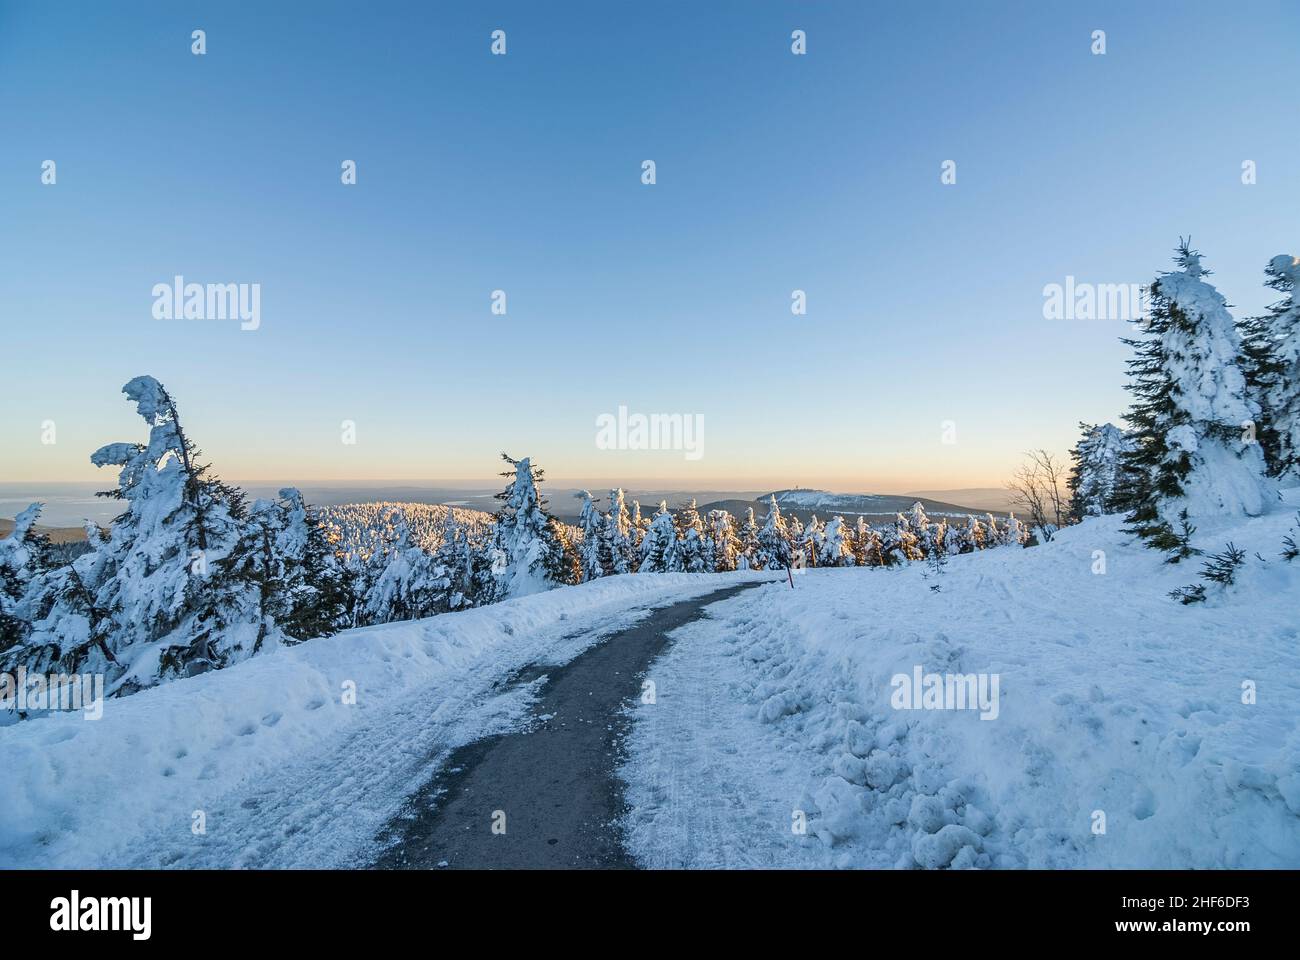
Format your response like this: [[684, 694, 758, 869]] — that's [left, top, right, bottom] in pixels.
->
[[1120, 243, 1274, 550]]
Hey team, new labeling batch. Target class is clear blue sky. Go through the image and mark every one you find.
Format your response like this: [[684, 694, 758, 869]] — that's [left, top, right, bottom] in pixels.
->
[[2, 0, 1297, 491]]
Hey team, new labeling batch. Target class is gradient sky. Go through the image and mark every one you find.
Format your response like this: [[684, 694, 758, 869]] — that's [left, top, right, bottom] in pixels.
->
[[2, 0, 1297, 492]]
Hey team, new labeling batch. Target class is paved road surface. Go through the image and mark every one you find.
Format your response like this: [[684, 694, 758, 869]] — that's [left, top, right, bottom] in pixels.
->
[[371, 581, 764, 869]]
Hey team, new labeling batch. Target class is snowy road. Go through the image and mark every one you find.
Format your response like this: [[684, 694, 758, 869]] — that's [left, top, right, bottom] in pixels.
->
[[371, 582, 763, 868]]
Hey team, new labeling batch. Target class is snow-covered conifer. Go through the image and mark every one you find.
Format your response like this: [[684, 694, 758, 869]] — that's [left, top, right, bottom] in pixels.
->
[[708, 509, 738, 572], [801, 514, 824, 567], [818, 516, 854, 567], [358, 510, 450, 623], [638, 502, 681, 573], [432, 510, 476, 610], [1240, 254, 1300, 480], [908, 502, 937, 555], [489, 454, 566, 598], [738, 507, 760, 569], [84, 377, 249, 691], [0, 504, 51, 653], [675, 499, 708, 573], [1068, 422, 1134, 519], [894, 511, 922, 561], [230, 488, 350, 643], [630, 500, 648, 557], [755, 496, 792, 570], [3, 519, 115, 679], [575, 490, 606, 582], [1120, 243, 1273, 549], [604, 488, 634, 574]]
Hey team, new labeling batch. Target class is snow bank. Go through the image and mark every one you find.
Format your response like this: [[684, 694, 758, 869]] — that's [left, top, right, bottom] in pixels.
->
[[0, 572, 760, 869], [622, 496, 1300, 868]]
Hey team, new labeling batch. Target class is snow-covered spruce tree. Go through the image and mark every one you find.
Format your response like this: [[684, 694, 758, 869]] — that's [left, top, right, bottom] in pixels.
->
[[675, 499, 709, 573], [225, 496, 292, 651], [679, 526, 707, 573], [638, 502, 681, 573], [708, 509, 738, 572], [575, 490, 606, 582], [894, 511, 922, 562], [360, 513, 450, 624], [738, 507, 761, 569], [700, 525, 717, 574], [3, 519, 117, 681], [1119, 243, 1273, 550], [630, 500, 648, 557], [818, 516, 854, 567], [1067, 422, 1135, 519], [7, 378, 255, 691], [851, 516, 877, 566], [0, 504, 52, 653], [604, 488, 635, 574], [489, 454, 567, 598], [432, 511, 477, 610], [786, 514, 806, 566], [1240, 254, 1300, 480], [755, 496, 792, 570], [346, 507, 404, 623], [908, 502, 937, 555], [466, 538, 503, 608], [801, 514, 825, 568], [552, 517, 583, 586], [963, 515, 987, 551], [930, 518, 949, 558], [942, 520, 964, 555], [1004, 513, 1029, 547], [287, 491, 353, 636], [98, 378, 255, 688], [228, 488, 351, 645]]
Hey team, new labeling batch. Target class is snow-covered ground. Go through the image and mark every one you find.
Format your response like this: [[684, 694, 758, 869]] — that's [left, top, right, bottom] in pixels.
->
[[621, 493, 1300, 869], [0, 573, 759, 869]]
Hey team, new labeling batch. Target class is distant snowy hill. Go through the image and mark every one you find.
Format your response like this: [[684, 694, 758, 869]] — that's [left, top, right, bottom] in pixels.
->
[[904, 487, 1021, 514], [698, 489, 1005, 524]]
